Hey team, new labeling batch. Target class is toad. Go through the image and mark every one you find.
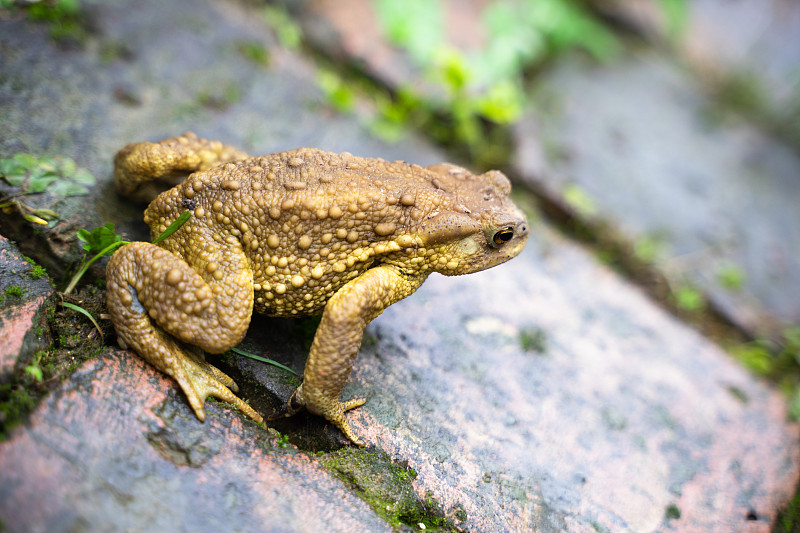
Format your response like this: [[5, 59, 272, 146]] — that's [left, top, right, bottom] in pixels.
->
[[106, 133, 529, 445]]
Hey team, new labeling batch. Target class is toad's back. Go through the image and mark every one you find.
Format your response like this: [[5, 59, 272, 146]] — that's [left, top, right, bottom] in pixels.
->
[[144, 148, 475, 317]]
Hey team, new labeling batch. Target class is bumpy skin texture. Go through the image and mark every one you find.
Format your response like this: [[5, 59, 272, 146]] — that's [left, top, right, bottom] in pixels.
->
[[107, 132, 529, 445]]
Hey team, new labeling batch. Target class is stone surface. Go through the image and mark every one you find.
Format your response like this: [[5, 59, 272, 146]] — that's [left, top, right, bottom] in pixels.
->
[[0, 1, 798, 532], [0, 236, 53, 382], [513, 51, 800, 333], [295, 0, 492, 100], [1, 218, 797, 532], [0, 349, 392, 533], [590, 0, 800, 111], [0, 0, 447, 248], [295, 0, 800, 335], [333, 220, 799, 532]]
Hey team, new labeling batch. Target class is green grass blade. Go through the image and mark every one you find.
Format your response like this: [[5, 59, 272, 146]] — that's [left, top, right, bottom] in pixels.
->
[[62, 301, 104, 343], [231, 347, 299, 375], [152, 210, 191, 244], [64, 239, 128, 294]]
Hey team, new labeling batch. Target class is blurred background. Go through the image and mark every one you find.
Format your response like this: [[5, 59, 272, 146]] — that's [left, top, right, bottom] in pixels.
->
[[2, 0, 800, 530]]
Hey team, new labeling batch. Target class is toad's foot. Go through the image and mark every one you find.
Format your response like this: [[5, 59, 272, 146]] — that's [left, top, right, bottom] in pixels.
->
[[106, 241, 259, 425], [269, 386, 366, 446], [268, 265, 425, 446], [177, 350, 263, 424]]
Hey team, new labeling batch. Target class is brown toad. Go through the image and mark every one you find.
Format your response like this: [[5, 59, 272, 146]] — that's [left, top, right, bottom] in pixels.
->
[[106, 133, 529, 445]]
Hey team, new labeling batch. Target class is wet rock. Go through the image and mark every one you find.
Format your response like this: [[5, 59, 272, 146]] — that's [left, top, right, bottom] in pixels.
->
[[337, 221, 799, 532], [0, 1, 797, 532], [3, 218, 795, 532], [589, 0, 800, 113], [294, 0, 491, 101], [294, 0, 800, 334], [0, 349, 392, 533], [0, 0, 447, 265], [0, 236, 53, 382], [513, 51, 800, 333]]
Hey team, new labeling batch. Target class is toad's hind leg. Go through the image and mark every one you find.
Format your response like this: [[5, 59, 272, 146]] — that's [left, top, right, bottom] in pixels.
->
[[113, 132, 249, 201], [106, 240, 261, 424], [272, 265, 426, 446]]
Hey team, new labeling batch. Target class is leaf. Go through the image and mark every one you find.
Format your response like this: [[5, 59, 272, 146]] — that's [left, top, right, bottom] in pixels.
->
[[48, 180, 90, 196], [78, 223, 123, 254], [152, 210, 191, 244], [36, 156, 59, 174], [27, 174, 59, 193], [2, 174, 27, 186], [33, 208, 59, 220], [56, 157, 76, 176], [23, 213, 49, 225], [24, 365, 43, 382], [76, 228, 92, 251], [10, 153, 38, 171], [69, 168, 96, 185]]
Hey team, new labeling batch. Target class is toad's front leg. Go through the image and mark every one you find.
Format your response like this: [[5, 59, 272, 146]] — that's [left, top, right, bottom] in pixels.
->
[[272, 264, 427, 446], [106, 239, 261, 424]]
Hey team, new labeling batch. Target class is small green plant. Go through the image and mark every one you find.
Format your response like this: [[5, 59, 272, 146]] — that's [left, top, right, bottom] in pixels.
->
[[716, 261, 745, 291], [65, 210, 190, 294], [61, 212, 192, 347], [519, 327, 547, 353], [672, 284, 704, 312], [261, 4, 302, 50], [0, 153, 94, 196], [24, 351, 45, 382], [275, 432, 290, 448], [18, 0, 89, 44], [196, 83, 241, 111], [316, 69, 356, 113], [0, 152, 95, 224], [65, 223, 127, 295], [730, 327, 800, 419], [562, 184, 597, 219], [369, 0, 620, 161], [633, 235, 667, 264], [236, 40, 271, 66], [655, 0, 689, 41]]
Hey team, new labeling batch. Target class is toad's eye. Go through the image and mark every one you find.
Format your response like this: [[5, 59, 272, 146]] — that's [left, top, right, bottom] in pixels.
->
[[491, 226, 514, 247]]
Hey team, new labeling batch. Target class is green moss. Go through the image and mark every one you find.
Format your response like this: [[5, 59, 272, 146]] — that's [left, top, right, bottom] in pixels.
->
[[318, 447, 458, 530], [29, 264, 47, 280], [665, 503, 681, 520], [777, 484, 800, 533], [0, 385, 36, 439], [726, 385, 749, 403], [236, 40, 271, 67], [519, 327, 547, 353], [5, 285, 23, 298], [22, 255, 47, 281], [24, 0, 91, 46], [196, 83, 241, 111]]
